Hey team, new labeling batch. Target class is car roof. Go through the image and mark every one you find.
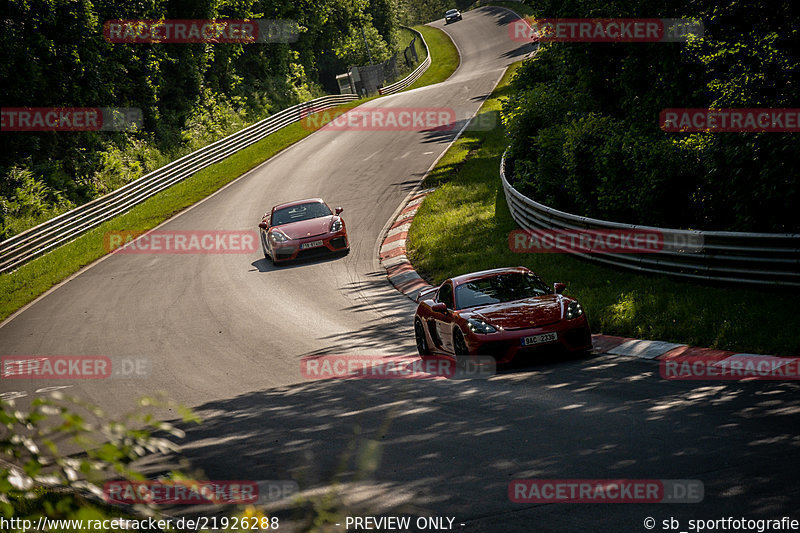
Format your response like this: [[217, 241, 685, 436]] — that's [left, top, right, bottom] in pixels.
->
[[272, 198, 326, 211], [450, 266, 532, 287], [446, 9, 458, 12]]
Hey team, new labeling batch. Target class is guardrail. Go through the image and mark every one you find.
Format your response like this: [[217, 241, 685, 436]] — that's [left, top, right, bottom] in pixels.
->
[[0, 29, 434, 275], [0, 94, 357, 273], [500, 151, 800, 288], [379, 28, 431, 95]]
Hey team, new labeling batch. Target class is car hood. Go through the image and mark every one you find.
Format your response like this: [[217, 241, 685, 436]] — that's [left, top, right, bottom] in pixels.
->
[[275, 216, 334, 239], [464, 294, 567, 330]]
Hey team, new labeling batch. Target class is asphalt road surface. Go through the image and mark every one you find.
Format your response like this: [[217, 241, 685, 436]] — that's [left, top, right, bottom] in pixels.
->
[[2, 7, 799, 532]]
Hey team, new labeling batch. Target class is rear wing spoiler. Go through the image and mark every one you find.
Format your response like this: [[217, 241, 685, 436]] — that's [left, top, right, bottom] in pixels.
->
[[416, 286, 438, 303]]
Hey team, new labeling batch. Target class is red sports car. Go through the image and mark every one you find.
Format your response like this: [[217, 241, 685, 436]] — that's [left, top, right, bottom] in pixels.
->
[[414, 267, 592, 364], [258, 198, 349, 264]]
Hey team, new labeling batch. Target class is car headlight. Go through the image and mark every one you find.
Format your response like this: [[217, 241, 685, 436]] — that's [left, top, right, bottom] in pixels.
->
[[270, 230, 289, 243], [330, 219, 343, 232], [566, 301, 584, 320], [467, 317, 497, 334]]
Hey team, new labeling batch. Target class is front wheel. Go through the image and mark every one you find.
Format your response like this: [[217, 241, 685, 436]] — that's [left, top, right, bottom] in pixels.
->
[[261, 233, 273, 262], [415, 318, 431, 356], [453, 329, 470, 363]]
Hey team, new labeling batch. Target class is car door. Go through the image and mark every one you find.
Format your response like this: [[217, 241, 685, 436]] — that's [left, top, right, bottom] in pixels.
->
[[433, 281, 456, 353]]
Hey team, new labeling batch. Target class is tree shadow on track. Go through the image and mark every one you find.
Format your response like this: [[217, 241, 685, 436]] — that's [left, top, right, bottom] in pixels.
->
[[501, 44, 536, 60], [141, 355, 800, 527]]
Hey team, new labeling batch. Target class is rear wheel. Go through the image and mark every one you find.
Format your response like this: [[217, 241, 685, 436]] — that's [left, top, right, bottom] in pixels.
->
[[415, 319, 431, 356]]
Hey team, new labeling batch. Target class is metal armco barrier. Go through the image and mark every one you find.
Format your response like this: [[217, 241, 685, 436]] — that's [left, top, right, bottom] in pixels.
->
[[0, 29, 432, 275], [379, 28, 431, 95], [500, 151, 800, 287], [0, 95, 350, 273]]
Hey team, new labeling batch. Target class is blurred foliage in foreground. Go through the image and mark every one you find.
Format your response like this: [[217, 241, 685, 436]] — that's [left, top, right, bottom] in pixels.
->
[[0, 393, 198, 525]]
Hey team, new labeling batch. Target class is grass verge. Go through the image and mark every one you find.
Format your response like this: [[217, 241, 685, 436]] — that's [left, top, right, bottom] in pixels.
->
[[406, 62, 800, 356], [405, 25, 459, 91]]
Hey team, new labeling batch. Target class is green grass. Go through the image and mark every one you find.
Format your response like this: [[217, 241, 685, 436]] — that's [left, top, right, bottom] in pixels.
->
[[406, 62, 800, 356], [405, 25, 460, 91], [0, 24, 464, 322]]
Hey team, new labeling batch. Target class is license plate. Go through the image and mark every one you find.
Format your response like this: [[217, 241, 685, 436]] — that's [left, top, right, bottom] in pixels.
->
[[521, 332, 558, 346], [300, 240, 323, 250]]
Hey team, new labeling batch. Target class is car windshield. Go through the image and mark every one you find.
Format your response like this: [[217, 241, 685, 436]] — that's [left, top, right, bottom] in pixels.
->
[[454, 272, 551, 309], [446, 9, 458, 15], [271, 202, 331, 226]]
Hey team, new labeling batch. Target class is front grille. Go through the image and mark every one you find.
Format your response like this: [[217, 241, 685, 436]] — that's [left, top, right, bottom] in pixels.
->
[[516, 344, 560, 358], [295, 247, 332, 260]]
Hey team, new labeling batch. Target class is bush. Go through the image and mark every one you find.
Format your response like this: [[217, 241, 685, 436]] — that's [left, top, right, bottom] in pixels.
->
[[502, 0, 799, 232]]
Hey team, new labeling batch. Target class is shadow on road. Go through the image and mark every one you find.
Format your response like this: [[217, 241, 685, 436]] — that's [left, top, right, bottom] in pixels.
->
[[140, 355, 800, 528]]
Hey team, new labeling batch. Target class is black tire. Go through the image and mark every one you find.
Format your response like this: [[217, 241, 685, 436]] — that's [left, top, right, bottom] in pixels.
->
[[453, 328, 469, 366], [453, 329, 478, 373], [267, 247, 280, 265], [415, 318, 431, 357], [261, 233, 273, 263]]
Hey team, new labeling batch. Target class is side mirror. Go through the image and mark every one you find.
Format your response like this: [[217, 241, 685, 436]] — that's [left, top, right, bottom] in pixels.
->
[[258, 221, 269, 229], [431, 302, 447, 313], [554, 282, 566, 294], [335, 207, 344, 215]]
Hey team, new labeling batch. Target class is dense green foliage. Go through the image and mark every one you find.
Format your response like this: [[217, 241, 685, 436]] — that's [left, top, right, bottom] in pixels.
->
[[503, 0, 800, 231], [0, 0, 410, 239]]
